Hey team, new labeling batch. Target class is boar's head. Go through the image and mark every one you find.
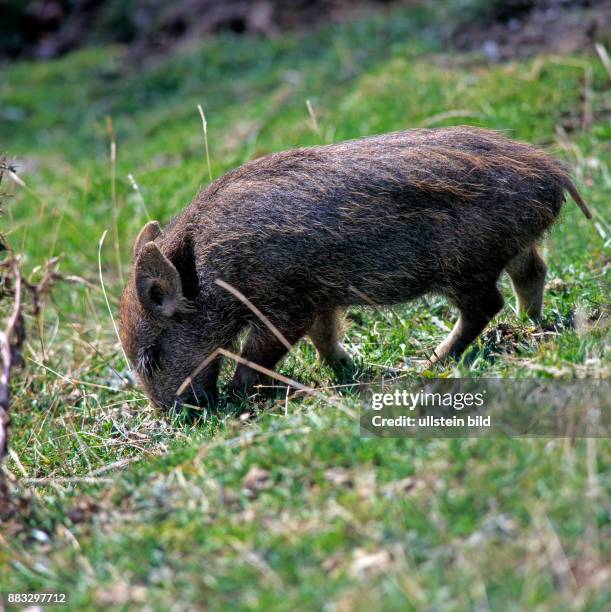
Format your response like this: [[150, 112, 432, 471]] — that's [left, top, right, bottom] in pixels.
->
[[119, 221, 220, 409]]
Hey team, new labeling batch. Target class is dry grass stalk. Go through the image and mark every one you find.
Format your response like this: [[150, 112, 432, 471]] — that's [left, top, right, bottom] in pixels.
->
[[306, 98, 320, 134], [197, 104, 213, 182], [215, 278, 292, 350]]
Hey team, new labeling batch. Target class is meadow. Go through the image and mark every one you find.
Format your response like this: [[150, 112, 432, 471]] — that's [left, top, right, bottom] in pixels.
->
[[0, 3, 609, 609]]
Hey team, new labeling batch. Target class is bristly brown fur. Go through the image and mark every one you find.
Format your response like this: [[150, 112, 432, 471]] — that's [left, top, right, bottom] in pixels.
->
[[119, 126, 589, 408]]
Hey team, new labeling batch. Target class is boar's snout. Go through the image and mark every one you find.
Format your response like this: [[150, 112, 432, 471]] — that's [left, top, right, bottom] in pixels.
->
[[142, 369, 219, 410]]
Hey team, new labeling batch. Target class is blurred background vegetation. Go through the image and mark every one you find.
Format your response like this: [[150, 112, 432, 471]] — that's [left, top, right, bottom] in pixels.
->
[[2, 0, 609, 60]]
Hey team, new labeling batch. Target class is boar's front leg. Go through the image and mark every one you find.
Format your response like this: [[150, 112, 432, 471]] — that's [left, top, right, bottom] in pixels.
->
[[230, 317, 313, 396], [427, 283, 504, 366]]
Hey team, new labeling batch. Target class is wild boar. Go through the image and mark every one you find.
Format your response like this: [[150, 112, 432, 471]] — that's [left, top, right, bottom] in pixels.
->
[[119, 126, 591, 408]]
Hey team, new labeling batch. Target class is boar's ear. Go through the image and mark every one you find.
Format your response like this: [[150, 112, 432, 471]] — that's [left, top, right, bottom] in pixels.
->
[[133, 221, 162, 259], [134, 242, 183, 317]]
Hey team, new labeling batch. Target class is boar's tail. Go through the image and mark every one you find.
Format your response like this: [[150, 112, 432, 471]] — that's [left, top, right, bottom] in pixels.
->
[[563, 176, 592, 219]]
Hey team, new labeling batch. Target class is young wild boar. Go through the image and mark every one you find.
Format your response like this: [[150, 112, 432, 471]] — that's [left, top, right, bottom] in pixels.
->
[[119, 126, 591, 408]]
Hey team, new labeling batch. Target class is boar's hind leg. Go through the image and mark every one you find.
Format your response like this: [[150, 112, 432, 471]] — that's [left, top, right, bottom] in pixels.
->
[[231, 319, 311, 396], [308, 309, 352, 368], [428, 284, 504, 366], [505, 244, 547, 321]]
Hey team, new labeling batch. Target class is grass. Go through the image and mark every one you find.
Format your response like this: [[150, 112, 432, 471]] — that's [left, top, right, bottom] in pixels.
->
[[0, 3, 610, 610]]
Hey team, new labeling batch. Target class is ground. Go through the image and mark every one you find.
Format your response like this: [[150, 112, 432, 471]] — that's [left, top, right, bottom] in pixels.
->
[[0, 2, 610, 610]]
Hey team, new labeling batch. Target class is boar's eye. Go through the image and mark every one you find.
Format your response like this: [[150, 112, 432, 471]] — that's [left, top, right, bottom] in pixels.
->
[[137, 344, 161, 377]]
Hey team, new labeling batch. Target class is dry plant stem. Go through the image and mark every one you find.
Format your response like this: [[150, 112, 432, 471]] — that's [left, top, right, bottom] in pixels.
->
[[218, 347, 313, 395], [107, 116, 123, 284], [218, 347, 356, 419], [177, 347, 356, 420], [25, 477, 114, 486], [98, 230, 130, 371], [175, 347, 301, 397], [127, 173, 151, 221], [582, 65, 593, 132], [215, 279, 292, 350], [0, 260, 23, 461], [197, 104, 213, 182], [595, 43, 611, 79], [306, 99, 320, 134]]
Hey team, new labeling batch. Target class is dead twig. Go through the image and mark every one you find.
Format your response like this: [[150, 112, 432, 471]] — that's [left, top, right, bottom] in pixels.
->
[[0, 161, 65, 465], [0, 257, 24, 459]]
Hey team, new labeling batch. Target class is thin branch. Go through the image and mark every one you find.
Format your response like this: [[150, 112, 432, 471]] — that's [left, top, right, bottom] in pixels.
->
[[0, 163, 69, 465], [0, 259, 23, 460]]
